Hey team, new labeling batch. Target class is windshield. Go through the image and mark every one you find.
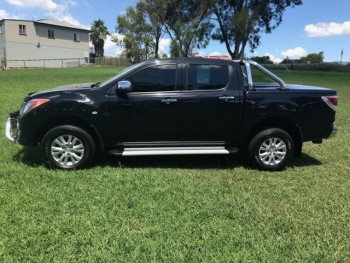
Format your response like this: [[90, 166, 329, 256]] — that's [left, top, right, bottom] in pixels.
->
[[99, 62, 144, 87]]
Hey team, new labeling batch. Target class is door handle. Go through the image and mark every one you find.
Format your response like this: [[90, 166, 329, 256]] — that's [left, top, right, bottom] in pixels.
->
[[161, 98, 177, 104], [219, 96, 235, 102]]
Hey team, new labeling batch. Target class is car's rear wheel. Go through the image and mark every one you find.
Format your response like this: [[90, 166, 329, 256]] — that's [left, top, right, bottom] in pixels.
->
[[41, 125, 96, 169], [247, 128, 294, 171]]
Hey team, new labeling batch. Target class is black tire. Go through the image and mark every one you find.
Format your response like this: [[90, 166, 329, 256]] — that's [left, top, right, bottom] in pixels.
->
[[246, 128, 294, 171], [41, 125, 96, 169]]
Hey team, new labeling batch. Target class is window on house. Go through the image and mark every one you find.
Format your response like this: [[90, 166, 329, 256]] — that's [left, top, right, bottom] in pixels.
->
[[0, 26, 2, 34], [19, 25, 26, 35], [74, 33, 80, 42], [48, 29, 55, 39]]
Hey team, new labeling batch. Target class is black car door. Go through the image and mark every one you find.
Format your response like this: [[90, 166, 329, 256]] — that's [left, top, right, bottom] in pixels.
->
[[181, 62, 243, 143], [107, 63, 183, 144]]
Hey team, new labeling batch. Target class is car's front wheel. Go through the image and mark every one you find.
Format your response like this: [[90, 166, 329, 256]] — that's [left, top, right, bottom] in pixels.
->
[[41, 125, 96, 169], [247, 128, 294, 171]]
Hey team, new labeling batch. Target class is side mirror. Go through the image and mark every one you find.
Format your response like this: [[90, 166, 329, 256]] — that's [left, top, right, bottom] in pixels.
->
[[116, 80, 132, 98]]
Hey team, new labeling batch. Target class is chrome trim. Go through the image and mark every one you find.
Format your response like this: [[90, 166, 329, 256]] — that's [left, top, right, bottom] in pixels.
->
[[161, 98, 177, 104], [242, 60, 286, 90], [5, 118, 18, 143], [118, 80, 132, 90], [328, 127, 338, 139], [258, 137, 287, 166], [110, 146, 230, 156], [219, 96, 235, 101], [242, 60, 253, 90], [321, 96, 337, 111], [50, 135, 85, 167]]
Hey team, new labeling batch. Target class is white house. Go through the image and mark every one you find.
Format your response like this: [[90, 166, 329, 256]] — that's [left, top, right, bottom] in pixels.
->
[[0, 19, 90, 68]]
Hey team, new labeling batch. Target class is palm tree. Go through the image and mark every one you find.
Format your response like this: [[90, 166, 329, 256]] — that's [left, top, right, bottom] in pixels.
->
[[90, 19, 109, 57]]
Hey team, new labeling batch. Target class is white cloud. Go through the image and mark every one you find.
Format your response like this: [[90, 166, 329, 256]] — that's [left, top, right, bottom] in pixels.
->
[[0, 9, 20, 19], [305, 21, 350, 37], [265, 53, 282, 64], [281, 47, 307, 58], [6, 0, 58, 11], [159, 38, 171, 55], [209, 51, 222, 56], [102, 34, 125, 57], [102, 36, 171, 58], [49, 11, 84, 28], [104, 34, 118, 49], [5, 0, 87, 28]]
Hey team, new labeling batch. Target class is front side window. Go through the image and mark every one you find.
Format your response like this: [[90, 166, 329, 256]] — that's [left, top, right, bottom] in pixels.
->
[[19, 25, 26, 35], [188, 64, 229, 90], [127, 64, 177, 92], [48, 29, 54, 39]]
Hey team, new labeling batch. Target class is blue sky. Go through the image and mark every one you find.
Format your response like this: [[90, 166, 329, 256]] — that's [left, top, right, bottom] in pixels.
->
[[1, 0, 349, 62]]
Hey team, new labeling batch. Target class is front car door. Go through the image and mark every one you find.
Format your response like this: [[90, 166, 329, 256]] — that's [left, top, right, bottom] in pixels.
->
[[107, 63, 183, 145]]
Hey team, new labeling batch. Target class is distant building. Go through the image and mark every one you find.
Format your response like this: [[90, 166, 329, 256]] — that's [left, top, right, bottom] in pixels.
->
[[0, 19, 90, 68], [281, 58, 310, 64], [207, 55, 231, 60]]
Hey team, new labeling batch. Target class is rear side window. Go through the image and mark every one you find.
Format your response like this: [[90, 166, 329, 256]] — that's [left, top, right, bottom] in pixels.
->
[[127, 64, 177, 92], [188, 64, 229, 90]]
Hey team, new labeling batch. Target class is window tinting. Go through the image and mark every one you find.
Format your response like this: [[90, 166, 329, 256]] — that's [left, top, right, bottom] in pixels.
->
[[188, 64, 229, 90], [127, 64, 177, 92]]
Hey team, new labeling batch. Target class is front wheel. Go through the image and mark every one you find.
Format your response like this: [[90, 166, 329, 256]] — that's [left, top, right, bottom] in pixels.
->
[[41, 125, 96, 169], [247, 128, 294, 171]]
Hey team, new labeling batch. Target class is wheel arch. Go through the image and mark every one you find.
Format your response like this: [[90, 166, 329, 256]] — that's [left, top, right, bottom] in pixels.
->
[[37, 116, 106, 154], [243, 117, 303, 156]]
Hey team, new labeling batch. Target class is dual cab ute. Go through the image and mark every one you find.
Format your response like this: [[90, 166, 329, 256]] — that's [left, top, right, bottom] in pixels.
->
[[5, 58, 338, 170]]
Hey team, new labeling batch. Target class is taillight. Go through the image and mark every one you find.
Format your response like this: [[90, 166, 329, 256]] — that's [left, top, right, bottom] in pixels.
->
[[322, 96, 338, 111]]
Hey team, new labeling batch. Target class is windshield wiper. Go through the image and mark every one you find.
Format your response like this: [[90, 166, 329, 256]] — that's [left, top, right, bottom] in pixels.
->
[[90, 82, 100, 88]]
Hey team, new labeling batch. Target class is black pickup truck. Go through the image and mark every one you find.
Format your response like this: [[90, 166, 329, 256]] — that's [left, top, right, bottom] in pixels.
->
[[6, 58, 338, 170]]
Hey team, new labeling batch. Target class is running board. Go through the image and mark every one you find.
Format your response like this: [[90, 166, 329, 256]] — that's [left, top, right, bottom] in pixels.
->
[[109, 146, 239, 156]]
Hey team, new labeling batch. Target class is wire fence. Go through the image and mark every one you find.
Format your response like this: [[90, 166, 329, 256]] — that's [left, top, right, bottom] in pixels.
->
[[1, 58, 89, 69], [94, 57, 129, 67], [266, 62, 350, 73]]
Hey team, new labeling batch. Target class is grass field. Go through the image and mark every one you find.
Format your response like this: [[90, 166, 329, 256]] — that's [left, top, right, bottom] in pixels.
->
[[1, 67, 349, 262]]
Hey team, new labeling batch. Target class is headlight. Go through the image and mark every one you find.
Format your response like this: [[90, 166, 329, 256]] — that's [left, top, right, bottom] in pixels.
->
[[19, 99, 50, 117]]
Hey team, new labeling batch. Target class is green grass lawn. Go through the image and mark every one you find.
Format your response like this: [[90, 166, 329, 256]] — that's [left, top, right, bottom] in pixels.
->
[[1, 67, 350, 262]]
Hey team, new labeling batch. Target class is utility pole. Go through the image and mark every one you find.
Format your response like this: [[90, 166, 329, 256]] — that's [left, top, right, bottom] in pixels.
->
[[340, 49, 344, 65]]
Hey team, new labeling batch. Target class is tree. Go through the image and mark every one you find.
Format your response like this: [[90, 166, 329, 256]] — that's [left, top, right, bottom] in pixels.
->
[[301, 52, 324, 64], [116, 5, 153, 63], [140, 0, 166, 58], [90, 19, 109, 57], [116, 1, 166, 62], [116, 0, 213, 60], [170, 39, 181, 57], [162, 0, 213, 57], [249, 55, 273, 64], [212, 0, 303, 59]]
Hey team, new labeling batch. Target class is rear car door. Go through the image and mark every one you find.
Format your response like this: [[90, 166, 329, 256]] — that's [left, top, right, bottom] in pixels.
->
[[181, 62, 244, 143]]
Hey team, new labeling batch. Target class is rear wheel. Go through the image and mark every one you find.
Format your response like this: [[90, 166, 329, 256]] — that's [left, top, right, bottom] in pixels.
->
[[247, 128, 294, 171], [41, 125, 96, 169]]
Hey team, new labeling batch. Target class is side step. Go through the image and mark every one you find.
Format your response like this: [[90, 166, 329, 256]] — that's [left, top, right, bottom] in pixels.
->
[[109, 146, 239, 156]]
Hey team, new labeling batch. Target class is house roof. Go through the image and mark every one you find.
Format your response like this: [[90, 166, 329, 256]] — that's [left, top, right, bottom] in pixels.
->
[[0, 18, 89, 31], [35, 19, 90, 31]]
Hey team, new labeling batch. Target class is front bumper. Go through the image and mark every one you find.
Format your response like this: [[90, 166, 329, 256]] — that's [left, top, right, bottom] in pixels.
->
[[5, 116, 20, 143]]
